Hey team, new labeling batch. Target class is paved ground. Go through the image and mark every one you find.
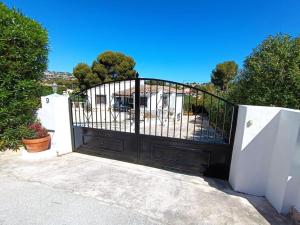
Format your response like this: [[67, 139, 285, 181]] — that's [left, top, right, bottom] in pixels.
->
[[0, 176, 157, 225], [0, 151, 290, 225]]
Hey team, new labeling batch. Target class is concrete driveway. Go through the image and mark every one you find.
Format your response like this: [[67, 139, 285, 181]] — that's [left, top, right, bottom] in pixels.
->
[[0, 151, 290, 225]]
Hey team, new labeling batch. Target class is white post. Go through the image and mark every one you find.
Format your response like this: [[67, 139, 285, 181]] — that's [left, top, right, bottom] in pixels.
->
[[37, 94, 73, 156]]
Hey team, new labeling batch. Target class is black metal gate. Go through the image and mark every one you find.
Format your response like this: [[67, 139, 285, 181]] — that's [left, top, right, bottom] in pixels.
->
[[69, 77, 238, 179]]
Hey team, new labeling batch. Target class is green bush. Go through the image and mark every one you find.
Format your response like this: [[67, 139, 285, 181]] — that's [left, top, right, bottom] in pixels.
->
[[184, 84, 235, 141], [0, 3, 48, 151], [40, 85, 66, 96], [229, 34, 300, 109], [203, 96, 235, 141], [183, 95, 197, 113]]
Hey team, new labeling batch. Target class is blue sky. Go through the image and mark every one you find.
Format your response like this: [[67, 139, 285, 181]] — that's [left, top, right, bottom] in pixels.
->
[[3, 0, 300, 82]]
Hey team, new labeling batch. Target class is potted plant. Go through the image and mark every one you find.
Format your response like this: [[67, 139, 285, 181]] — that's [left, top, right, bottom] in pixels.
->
[[22, 122, 51, 153]]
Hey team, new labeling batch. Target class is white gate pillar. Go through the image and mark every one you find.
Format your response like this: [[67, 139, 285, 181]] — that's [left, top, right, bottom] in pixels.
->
[[229, 105, 300, 214], [37, 94, 73, 156]]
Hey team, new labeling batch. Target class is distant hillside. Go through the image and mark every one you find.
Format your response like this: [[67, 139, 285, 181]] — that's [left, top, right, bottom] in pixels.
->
[[44, 70, 72, 76], [43, 70, 75, 81]]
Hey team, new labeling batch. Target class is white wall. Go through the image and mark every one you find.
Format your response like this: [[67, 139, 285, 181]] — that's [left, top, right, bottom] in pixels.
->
[[145, 92, 183, 118], [147, 90, 162, 113], [174, 94, 183, 119], [230, 105, 300, 213], [88, 80, 138, 109]]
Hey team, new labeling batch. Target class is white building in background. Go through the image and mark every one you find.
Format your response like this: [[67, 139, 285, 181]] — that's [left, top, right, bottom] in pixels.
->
[[82, 80, 185, 122]]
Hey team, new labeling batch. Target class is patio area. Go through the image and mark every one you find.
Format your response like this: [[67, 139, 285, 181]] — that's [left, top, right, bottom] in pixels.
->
[[0, 150, 290, 225]]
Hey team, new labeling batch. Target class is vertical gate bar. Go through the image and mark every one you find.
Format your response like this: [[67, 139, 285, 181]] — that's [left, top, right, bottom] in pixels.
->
[[208, 95, 213, 139], [134, 77, 140, 135], [193, 90, 198, 141], [179, 86, 184, 139], [83, 92, 86, 128], [87, 90, 90, 128], [124, 81, 126, 133], [85, 91, 88, 127], [99, 85, 102, 129], [82, 93, 84, 127], [129, 80, 132, 133], [229, 105, 238, 145], [82, 94, 85, 127], [104, 84, 107, 130], [221, 102, 227, 140], [71, 98, 74, 126], [73, 97, 77, 126], [155, 82, 158, 136], [68, 98, 75, 151], [86, 91, 90, 128], [161, 82, 164, 136], [186, 90, 191, 139], [86, 90, 91, 128], [80, 95, 83, 127], [90, 88, 93, 128], [108, 83, 111, 130], [75, 96, 78, 126], [228, 105, 234, 144], [149, 82, 152, 135], [86, 91, 89, 128], [78, 95, 82, 127], [119, 81, 121, 131], [173, 84, 177, 138], [83, 93, 86, 127], [114, 81, 116, 131], [214, 98, 220, 142], [95, 86, 98, 128], [200, 92, 205, 139], [144, 82, 146, 134], [167, 82, 171, 137]]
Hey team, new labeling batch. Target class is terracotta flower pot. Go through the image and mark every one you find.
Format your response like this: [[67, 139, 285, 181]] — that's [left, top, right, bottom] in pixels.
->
[[22, 135, 51, 153]]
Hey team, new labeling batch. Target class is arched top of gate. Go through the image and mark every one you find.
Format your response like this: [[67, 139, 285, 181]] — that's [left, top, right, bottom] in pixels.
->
[[69, 77, 235, 105], [140, 78, 235, 105]]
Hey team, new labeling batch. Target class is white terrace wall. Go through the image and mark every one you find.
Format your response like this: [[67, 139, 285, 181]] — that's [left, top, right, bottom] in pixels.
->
[[229, 105, 300, 214]]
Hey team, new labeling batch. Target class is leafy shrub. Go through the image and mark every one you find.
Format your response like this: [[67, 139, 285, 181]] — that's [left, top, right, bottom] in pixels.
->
[[24, 122, 49, 139], [229, 34, 300, 109], [40, 85, 66, 96], [182, 84, 235, 142], [183, 95, 197, 113], [0, 3, 48, 150]]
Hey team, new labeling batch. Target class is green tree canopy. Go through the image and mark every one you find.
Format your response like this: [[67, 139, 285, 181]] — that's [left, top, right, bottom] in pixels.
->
[[229, 34, 300, 109], [0, 3, 48, 150], [73, 63, 100, 90], [211, 61, 238, 91], [73, 51, 137, 90], [92, 51, 136, 82]]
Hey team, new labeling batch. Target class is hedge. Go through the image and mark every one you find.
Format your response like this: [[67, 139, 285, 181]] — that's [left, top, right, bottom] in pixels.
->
[[0, 3, 48, 150]]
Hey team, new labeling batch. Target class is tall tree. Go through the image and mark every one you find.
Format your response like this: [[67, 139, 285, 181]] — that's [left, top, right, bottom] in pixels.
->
[[211, 61, 238, 91], [92, 51, 136, 82], [229, 34, 300, 109], [73, 51, 137, 89], [73, 63, 100, 90]]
